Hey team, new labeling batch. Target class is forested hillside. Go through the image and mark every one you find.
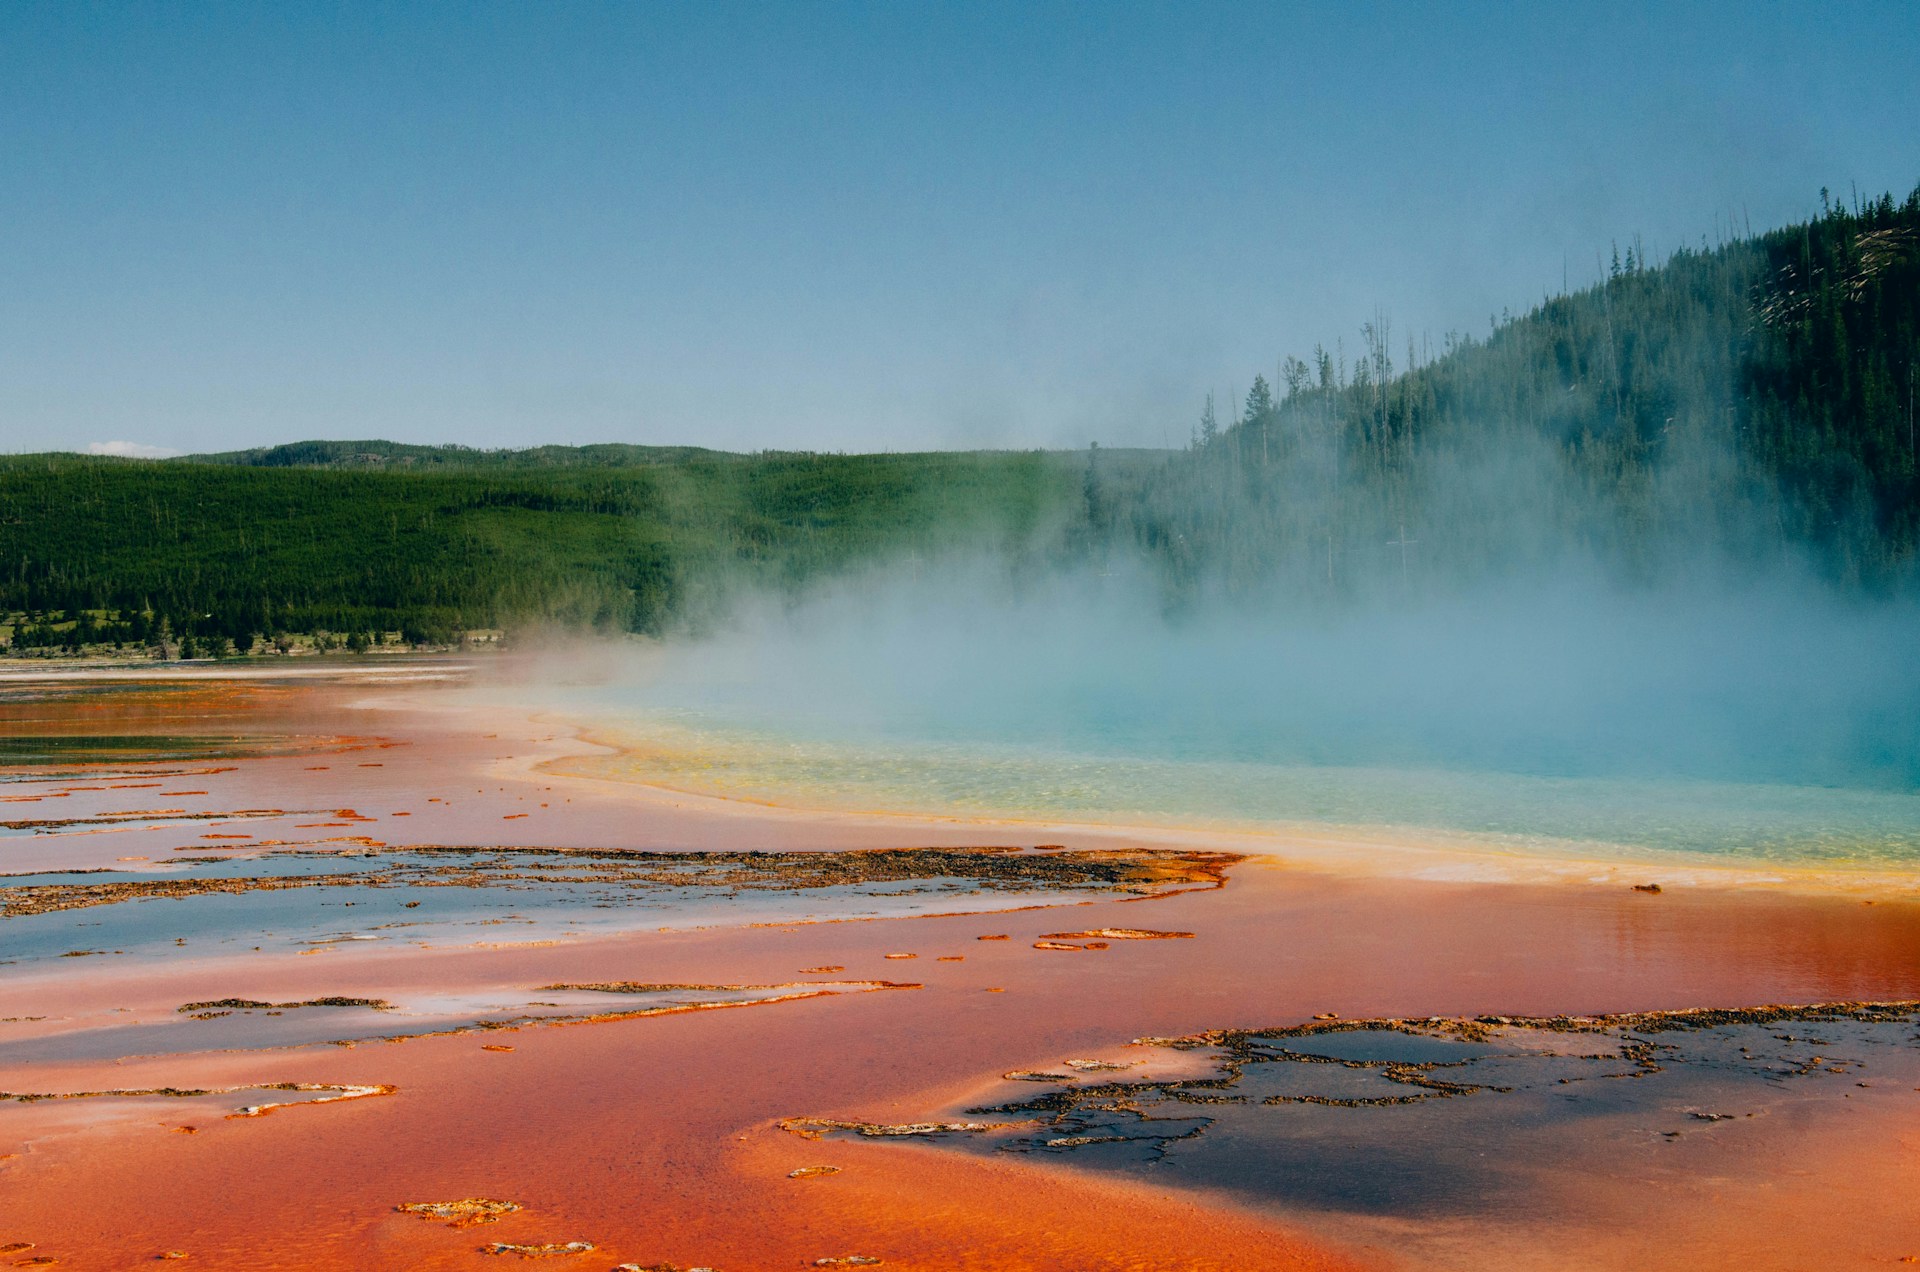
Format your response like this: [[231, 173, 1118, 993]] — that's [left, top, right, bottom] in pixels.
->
[[1115, 185, 1920, 600], [0, 449, 1095, 652], [3, 186, 1916, 655]]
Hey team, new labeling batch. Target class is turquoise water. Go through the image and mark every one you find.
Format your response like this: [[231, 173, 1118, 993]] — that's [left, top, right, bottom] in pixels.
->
[[489, 584, 1920, 870], [548, 702, 1920, 868]]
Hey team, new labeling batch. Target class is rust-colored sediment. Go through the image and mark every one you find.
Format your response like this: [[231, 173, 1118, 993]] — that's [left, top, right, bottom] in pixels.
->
[[3, 671, 1920, 1269]]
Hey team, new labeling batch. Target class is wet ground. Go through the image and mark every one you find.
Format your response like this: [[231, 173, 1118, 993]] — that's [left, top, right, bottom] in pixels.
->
[[1, 843, 1225, 965], [0, 978, 918, 1067], [800, 1002, 1920, 1260], [1, 661, 1918, 1270]]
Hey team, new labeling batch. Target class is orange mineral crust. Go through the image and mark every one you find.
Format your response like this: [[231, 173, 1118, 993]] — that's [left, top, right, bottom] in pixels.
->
[[7, 874, 1920, 1268], [0, 911, 1368, 1269], [5, 665, 1920, 1270]]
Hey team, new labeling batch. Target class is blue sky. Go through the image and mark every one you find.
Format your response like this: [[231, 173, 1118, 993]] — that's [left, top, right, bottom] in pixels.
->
[[3, 1, 1917, 455]]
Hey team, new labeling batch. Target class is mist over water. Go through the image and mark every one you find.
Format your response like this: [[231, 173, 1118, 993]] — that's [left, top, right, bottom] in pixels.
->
[[522, 557, 1920, 866], [510, 225, 1920, 867], [687, 566, 1920, 784]]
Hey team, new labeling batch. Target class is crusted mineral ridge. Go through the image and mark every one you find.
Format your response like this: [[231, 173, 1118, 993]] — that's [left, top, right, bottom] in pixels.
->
[[178, 997, 393, 1014], [779, 1116, 1021, 1140], [538, 980, 918, 995], [983, 999, 1920, 1149], [1037, 928, 1196, 940], [385, 843, 1239, 893], [396, 1198, 522, 1227], [0, 807, 304, 832], [0, 1081, 395, 1117], [236, 982, 920, 1051], [10, 983, 919, 1068], [0, 871, 395, 917], [0, 845, 1238, 918], [784, 1000, 1920, 1168]]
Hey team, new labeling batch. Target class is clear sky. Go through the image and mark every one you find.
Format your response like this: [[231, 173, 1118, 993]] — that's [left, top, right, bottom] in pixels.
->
[[3, 1, 1917, 457]]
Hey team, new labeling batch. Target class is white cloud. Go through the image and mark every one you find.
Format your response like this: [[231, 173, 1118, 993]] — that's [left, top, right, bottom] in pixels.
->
[[85, 440, 181, 459]]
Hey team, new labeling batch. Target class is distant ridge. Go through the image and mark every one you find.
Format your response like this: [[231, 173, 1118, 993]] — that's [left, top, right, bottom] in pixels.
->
[[184, 439, 740, 469], [180, 439, 1172, 470]]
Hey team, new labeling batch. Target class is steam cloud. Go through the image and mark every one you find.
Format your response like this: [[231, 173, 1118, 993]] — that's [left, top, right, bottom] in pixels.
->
[[603, 552, 1920, 792]]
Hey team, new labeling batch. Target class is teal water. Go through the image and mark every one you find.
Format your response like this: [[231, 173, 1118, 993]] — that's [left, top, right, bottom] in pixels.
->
[[548, 702, 1920, 868], [489, 584, 1920, 870]]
